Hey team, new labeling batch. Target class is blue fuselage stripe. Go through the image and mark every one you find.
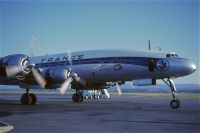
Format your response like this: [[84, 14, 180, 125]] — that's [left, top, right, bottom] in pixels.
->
[[35, 57, 161, 68]]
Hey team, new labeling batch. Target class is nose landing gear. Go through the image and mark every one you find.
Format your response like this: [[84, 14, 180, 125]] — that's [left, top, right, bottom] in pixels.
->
[[163, 79, 180, 109], [170, 99, 180, 109]]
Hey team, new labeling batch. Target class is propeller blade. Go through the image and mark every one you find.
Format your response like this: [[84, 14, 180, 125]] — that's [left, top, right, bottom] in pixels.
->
[[66, 50, 86, 88], [31, 67, 46, 88], [67, 51, 72, 67], [116, 82, 122, 96], [30, 36, 37, 57], [60, 77, 73, 95], [6, 66, 22, 77], [71, 72, 86, 86]]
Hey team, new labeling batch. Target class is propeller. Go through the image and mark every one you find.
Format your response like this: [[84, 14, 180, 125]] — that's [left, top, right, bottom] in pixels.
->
[[5, 60, 47, 89], [31, 67, 46, 88], [7, 38, 46, 88], [59, 51, 73, 95], [67, 51, 72, 68], [60, 77, 73, 95], [116, 82, 122, 96], [30, 36, 37, 58], [68, 51, 86, 85], [59, 51, 86, 95], [29, 37, 47, 88]]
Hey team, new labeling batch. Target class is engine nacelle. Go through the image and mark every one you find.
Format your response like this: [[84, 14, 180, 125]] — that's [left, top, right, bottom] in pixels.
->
[[0, 54, 30, 77], [44, 67, 69, 84], [132, 79, 156, 86]]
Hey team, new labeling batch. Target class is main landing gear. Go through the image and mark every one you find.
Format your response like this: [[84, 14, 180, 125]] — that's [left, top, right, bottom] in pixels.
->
[[163, 79, 180, 109], [20, 89, 37, 105], [72, 90, 84, 103]]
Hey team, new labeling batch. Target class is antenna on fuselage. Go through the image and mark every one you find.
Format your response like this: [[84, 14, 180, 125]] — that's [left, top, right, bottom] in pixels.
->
[[148, 40, 162, 51], [148, 40, 151, 50]]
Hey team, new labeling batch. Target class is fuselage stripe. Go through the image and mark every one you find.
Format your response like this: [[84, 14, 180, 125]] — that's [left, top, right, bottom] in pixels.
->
[[35, 57, 161, 68]]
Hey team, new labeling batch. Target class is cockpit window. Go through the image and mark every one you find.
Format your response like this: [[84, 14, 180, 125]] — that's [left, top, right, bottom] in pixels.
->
[[166, 54, 170, 58], [174, 54, 178, 57], [166, 53, 179, 58], [171, 54, 175, 57]]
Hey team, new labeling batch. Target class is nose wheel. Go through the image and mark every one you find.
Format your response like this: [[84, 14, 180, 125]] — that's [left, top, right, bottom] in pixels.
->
[[170, 99, 180, 109], [163, 79, 180, 109]]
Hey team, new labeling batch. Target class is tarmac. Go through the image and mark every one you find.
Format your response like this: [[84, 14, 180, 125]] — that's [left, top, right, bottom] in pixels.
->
[[0, 92, 199, 133]]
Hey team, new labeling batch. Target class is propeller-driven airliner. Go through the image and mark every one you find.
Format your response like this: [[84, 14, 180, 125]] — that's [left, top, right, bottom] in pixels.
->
[[0, 49, 196, 109]]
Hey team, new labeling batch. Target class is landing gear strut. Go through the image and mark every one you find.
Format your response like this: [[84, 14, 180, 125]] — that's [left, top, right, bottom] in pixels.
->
[[72, 90, 83, 103], [20, 89, 37, 105], [163, 79, 180, 109]]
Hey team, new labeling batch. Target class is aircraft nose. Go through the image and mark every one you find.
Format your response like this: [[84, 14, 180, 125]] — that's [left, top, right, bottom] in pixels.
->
[[183, 60, 197, 75], [174, 59, 197, 76], [189, 62, 196, 73]]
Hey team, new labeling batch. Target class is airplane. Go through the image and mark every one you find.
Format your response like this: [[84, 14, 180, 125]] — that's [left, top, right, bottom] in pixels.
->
[[0, 49, 196, 109]]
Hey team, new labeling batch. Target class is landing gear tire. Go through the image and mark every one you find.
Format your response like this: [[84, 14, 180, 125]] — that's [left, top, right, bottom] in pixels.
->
[[72, 93, 83, 103], [21, 93, 31, 105], [30, 93, 37, 105], [170, 99, 180, 109], [79, 93, 83, 102], [72, 93, 80, 103], [20, 93, 37, 105]]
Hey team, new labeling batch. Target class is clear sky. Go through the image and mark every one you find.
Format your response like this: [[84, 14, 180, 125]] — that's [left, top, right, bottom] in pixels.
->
[[0, 0, 199, 84]]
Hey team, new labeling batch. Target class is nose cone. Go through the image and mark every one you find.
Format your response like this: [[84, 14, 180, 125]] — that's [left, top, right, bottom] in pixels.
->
[[168, 59, 196, 77], [189, 62, 196, 74], [182, 60, 197, 76]]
